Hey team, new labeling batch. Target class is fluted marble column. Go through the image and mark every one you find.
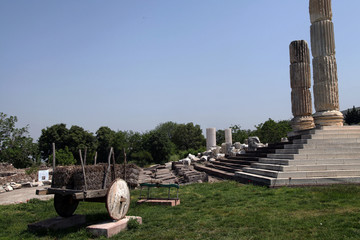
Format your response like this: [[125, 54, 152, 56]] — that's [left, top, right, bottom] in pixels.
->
[[309, 0, 343, 126], [206, 128, 216, 150], [289, 40, 315, 131]]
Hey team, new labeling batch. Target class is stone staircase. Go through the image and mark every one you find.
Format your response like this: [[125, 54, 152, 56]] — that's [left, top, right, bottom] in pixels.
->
[[235, 126, 360, 187], [194, 142, 291, 180]]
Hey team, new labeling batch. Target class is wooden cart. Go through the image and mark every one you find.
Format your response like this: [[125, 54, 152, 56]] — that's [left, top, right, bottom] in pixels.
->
[[37, 147, 130, 220], [37, 179, 130, 220]]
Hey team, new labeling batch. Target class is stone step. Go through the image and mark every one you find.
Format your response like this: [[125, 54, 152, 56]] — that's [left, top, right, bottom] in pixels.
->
[[302, 134, 360, 140], [243, 167, 279, 178], [259, 158, 360, 166], [243, 167, 360, 179], [252, 162, 360, 172], [267, 153, 360, 160], [284, 142, 360, 150], [205, 162, 242, 173], [237, 152, 269, 157], [276, 147, 360, 154], [289, 127, 360, 136], [234, 171, 274, 186], [235, 171, 360, 187], [226, 156, 260, 161], [217, 158, 257, 165], [193, 164, 236, 180], [209, 160, 249, 169], [292, 139, 308, 144]]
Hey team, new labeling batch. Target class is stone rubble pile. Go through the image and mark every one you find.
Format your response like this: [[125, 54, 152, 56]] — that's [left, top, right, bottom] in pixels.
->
[[139, 164, 178, 184], [172, 162, 208, 184], [138, 161, 209, 185], [0, 163, 52, 193]]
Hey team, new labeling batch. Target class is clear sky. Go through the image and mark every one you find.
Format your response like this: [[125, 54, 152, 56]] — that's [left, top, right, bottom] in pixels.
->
[[1, 1, 359, 141]]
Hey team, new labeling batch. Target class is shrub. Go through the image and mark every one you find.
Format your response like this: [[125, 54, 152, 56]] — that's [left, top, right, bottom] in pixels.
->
[[49, 146, 76, 166]]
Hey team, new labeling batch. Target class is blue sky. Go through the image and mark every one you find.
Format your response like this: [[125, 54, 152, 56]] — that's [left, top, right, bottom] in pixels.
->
[[1, 1, 359, 141]]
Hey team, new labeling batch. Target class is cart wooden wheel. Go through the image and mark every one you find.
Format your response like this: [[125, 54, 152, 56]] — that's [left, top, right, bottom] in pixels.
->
[[54, 193, 79, 218], [106, 178, 130, 220]]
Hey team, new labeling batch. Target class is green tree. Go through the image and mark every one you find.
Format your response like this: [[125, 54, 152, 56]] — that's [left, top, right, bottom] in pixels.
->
[[155, 121, 178, 140], [216, 129, 225, 145], [50, 146, 75, 166], [130, 150, 153, 167], [95, 126, 116, 163], [112, 130, 128, 163], [38, 123, 69, 160], [172, 123, 205, 151], [67, 125, 96, 164], [344, 106, 360, 125], [143, 130, 173, 164], [230, 125, 254, 143], [253, 119, 291, 144], [0, 112, 38, 168]]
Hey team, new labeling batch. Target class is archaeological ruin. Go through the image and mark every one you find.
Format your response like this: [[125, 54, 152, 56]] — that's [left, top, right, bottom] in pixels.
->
[[195, 0, 360, 187]]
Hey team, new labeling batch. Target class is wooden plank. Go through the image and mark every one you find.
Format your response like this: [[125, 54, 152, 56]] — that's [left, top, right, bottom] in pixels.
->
[[94, 151, 98, 165], [84, 189, 108, 199], [47, 188, 83, 196], [36, 189, 49, 195], [52, 143, 56, 170]]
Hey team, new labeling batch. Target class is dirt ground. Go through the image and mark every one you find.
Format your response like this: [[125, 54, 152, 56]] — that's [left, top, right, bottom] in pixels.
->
[[0, 186, 53, 205]]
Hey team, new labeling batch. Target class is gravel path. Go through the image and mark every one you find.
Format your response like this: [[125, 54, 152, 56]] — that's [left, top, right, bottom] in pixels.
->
[[0, 186, 53, 205]]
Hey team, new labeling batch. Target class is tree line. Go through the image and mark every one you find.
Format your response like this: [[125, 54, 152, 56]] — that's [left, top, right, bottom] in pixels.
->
[[11, 111, 355, 169]]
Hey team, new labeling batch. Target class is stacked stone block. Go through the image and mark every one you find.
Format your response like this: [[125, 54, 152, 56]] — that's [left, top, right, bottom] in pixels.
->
[[309, 0, 343, 126], [289, 40, 315, 131]]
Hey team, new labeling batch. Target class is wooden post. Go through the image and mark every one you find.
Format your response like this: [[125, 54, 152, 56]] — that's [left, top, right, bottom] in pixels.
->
[[112, 149, 116, 180], [52, 143, 56, 170], [123, 148, 127, 182], [84, 147, 87, 165], [79, 149, 88, 191], [103, 147, 113, 189], [94, 151, 98, 165]]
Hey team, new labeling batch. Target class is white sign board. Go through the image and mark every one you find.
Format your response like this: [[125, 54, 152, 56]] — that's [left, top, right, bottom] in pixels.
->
[[38, 170, 49, 182]]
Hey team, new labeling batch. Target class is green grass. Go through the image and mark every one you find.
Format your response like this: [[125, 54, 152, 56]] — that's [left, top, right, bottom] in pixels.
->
[[1, 181, 360, 239]]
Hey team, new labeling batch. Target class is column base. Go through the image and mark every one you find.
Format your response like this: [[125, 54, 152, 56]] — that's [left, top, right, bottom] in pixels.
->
[[291, 116, 315, 131], [313, 110, 344, 127]]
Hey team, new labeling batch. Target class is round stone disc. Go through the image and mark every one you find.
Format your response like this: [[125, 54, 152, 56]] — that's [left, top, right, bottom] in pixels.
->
[[106, 178, 130, 220]]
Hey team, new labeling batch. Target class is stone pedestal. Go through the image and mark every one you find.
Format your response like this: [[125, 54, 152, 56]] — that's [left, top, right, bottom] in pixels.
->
[[309, 0, 343, 126], [87, 216, 142, 238], [206, 128, 216, 150], [289, 40, 315, 131]]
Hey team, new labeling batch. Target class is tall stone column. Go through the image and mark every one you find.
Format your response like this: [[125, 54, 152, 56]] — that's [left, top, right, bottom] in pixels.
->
[[206, 128, 216, 150], [289, 40, 315, 131], [224, 128, 232, 144], [309, 0, 343, 126]]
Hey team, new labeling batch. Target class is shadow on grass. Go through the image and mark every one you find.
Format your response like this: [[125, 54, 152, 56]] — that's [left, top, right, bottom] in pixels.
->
[[25, 211, 111, 239]]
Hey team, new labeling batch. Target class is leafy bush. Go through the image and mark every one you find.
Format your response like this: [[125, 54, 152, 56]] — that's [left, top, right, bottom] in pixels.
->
[[253, 119, 291, 144], [344, 106, 360, 125], [169, 154, 180, 162], [49, 146, 76, 166], [130, 150, 153, 167]]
